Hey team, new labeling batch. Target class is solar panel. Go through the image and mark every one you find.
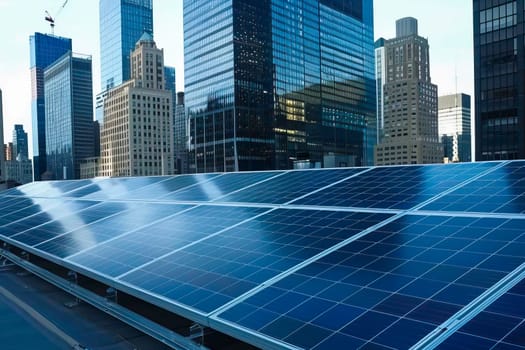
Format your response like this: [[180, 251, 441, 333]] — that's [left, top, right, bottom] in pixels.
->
[[216, 168, 365, 204], [160, 171, 282, 202], [68, 205, 267, 277], [422, 161, 525, 214], [2, 160, 525, 350], [435, 278, 525, 349], [214, 214, 525, 349], [294, 162, 498, 209], [119, 209, 392, 314], [33, 203, 192, 258], [8, 202, 127, 247]]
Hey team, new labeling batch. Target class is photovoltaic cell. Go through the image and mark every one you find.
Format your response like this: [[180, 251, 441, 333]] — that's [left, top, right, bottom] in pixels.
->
[[34, 203, 191, 258], [216, 168, 364, 204], [11, 202, 128, 247], [68, 205, 268, 277], [65, 176, 168, 200], [294, 162, 497, 209], [0, 198, 65, 229], [120, 210, 392, 314], [423, 161, 525, 214], [436, 278, 525, 350], [216, 214, 525, 350], [0, 179, 92, 198], [159, 171, 282, 202]]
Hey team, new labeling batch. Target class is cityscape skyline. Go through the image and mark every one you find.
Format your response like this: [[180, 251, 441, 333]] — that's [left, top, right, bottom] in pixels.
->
[[0, 1, 473, 158]]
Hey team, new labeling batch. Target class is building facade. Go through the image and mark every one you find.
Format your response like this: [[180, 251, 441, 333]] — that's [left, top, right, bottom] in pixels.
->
[[438, 93, 472, 162], [44, 52, 95, 180], [5, 159, 33, 185], [100, 34, 174, 177], [174, 91, 188, 173], [375, 38, 386, 143], [12, 124, 29, 161], [474, 0, 524, 160], [184, 0, 375, 173], [375, 17, 442, 165], [0, 88, 4, 182], [29, 33, 72, 180]]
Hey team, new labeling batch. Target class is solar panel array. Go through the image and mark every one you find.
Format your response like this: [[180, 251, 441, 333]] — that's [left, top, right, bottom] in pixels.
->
[[1, 160, 525, 350]]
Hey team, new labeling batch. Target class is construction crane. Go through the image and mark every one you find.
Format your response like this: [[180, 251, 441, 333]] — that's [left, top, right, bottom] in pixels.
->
[[45, 0, 69, 35]]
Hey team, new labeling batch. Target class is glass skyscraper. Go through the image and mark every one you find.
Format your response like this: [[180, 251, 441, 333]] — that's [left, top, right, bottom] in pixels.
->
[[99, 0, 154, 91], [44, 52, 95, 180], [29, 32, 72, 180], [184, 0, 375, 173], [12, 124, 29, 161], [474, 0, 524, 160]]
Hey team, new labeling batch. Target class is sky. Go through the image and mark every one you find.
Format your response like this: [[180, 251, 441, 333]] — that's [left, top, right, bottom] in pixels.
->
[[0, 0, 473, 156]]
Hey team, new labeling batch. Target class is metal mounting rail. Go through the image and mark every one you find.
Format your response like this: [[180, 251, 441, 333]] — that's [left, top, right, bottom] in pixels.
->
[[0, 249, 208, 350], [410, 262, 525, 350]]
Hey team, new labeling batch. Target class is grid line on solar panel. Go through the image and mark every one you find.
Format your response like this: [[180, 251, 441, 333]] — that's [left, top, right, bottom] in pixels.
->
[[213, 168, 368, 205], [0, 179, 93, 198], [32, 203, 195, 259], [434, 277, 525, 350], [117, 209, 393, 316], [0, 198, 70, 233], [13, 201, 132, 249], [158, 171, 284, 202], [214, 213, 525, 350], [422, 160, 525, 214], [1, 200, 101, 239], [412, 265, 525, 350], [64, 176, 169, 200], [292, 161, 502, 210], [66, 205, 268, 277]]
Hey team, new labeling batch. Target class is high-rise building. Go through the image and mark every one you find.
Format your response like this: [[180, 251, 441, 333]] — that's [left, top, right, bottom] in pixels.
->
[[44, 52, 95, 180], [97, 0, 154, 134], [99, 0, 154, 91], [174, 91, 188, 174], [12, 124, 29, 161], [375, 38, 386, 143], [474, 0, 523, 160], [184, 0, 376, 173], [5, 142, 13, 161], [0, 88, 4, 182], [375, 17, 442, 165], [438, 93, 472, 163], [29, 33, 72, 181], [100, 33, 173, 177]]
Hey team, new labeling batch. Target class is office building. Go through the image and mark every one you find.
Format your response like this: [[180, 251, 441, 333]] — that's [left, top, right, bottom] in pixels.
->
[[12, 124, 29, 161], [97, 0, 154, 129], [29, 32, 72, 180], [375, 38, 386, 143], [99, 0, 153, 91], [44, 52, 95, 180], [0, 88, 4, 182], [174, 91, 188, 174], [184, 0, 376, 172], [100, 33, 173, 177], [5, 142, 13, 161], [375, 17, 442, 165], [438, 93, 472, 162], [4, 159, 33, 185], [474, 0, 523, 160]]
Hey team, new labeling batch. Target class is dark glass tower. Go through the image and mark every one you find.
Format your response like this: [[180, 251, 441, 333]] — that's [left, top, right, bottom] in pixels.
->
[[474, 0, 524, 160], [184, 0, 375, 172], [99, 0, 153, 91], [29, 33, 72, 180], [44, 52, 94, 180], [12, 125, 29, 161]]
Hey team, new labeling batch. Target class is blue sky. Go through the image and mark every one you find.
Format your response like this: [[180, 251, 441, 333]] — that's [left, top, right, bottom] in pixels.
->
[[0, 0, 472, 153]]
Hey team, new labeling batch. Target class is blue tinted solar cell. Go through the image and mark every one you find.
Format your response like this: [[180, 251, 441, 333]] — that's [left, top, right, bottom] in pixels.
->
[[120, 210, 391, 313], [217, 213, 525, 350], [160, 171, 281, 201], [218, 168, 364, 204], [38, 203, 193, 258], [2, 179, 92, 198], [66, 176, 167, 199], [295, 162, 497, 209], [423, 161, 525, 214]]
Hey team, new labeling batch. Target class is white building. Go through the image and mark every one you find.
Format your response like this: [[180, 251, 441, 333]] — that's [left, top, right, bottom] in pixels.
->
[[438, 93, 472, 162]]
